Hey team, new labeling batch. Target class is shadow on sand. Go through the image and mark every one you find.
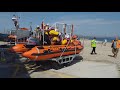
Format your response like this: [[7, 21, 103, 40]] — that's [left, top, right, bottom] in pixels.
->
[[108, 55, 114, 57], [28, 55, 83, 75], [0, 48, 30, 78], [0, 47, 83, 78]]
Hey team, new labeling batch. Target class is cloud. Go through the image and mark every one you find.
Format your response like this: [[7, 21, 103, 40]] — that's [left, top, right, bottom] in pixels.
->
[[0, 18, 10, 24], [57, 17, 120, 26], [59, 14, 87, 20], [55, 16, 120, 37]]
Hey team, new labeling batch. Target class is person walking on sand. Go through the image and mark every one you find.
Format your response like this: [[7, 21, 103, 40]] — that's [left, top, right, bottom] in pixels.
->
[[111, 39, 119, 58], [91, 37, 97, 54]]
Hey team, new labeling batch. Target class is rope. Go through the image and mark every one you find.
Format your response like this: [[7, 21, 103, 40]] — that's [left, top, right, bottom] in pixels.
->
[[59, 37, 72, 59]]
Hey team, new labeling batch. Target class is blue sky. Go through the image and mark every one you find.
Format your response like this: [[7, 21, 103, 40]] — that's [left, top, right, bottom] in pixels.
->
[[0, 12, 120, 37]]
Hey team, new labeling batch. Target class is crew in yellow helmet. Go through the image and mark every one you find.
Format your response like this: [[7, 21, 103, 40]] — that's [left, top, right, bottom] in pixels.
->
[[91, 37, 97, 54]]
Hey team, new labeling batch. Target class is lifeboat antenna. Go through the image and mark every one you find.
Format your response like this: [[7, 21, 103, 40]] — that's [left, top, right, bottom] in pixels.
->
[[29, 22, 32, 31], [41, 17, 46, 45], [12, 13, 20, 30]]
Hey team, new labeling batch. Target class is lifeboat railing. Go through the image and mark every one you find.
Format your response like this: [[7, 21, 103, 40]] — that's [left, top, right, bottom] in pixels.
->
[[59, 36, 72, 58], [57, 37, 77, 64], [75, 44, 77, 55]]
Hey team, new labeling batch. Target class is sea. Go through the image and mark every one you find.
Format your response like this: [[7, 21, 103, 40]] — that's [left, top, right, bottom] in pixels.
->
[[78, 36, 119, 43], [87, 37, 118, 42]]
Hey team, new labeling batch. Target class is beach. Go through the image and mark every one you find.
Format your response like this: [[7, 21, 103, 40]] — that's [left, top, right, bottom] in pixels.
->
[[29, 39, 120, 78], [81, 39, 120, 65], [79, 39, 120, 78], [0, 39, 120, 78], [48, 39, 120, 78], [1, 12, 120, 78]]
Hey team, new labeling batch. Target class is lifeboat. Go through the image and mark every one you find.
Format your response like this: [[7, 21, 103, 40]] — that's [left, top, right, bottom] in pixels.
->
[[9, 35, 82, 54], [20, 28, 29, 30], [21, 40, 83, 61], [8, 35, 16, 39], [9, 44, 36, 53], [9, 36, 43, 53]]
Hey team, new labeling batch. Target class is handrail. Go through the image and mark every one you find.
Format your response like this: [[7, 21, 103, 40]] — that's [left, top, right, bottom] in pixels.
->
[[59, 36, 77, 59]]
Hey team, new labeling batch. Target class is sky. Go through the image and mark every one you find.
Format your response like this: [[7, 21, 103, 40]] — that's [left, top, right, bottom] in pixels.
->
[[0, 12, 120, 37]]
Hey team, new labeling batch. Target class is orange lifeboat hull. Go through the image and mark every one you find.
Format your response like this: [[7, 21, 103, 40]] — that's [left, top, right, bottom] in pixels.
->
[[9, 44, 29, 53], [10, 43, 68, 53], [22, 45, 83, 61]]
